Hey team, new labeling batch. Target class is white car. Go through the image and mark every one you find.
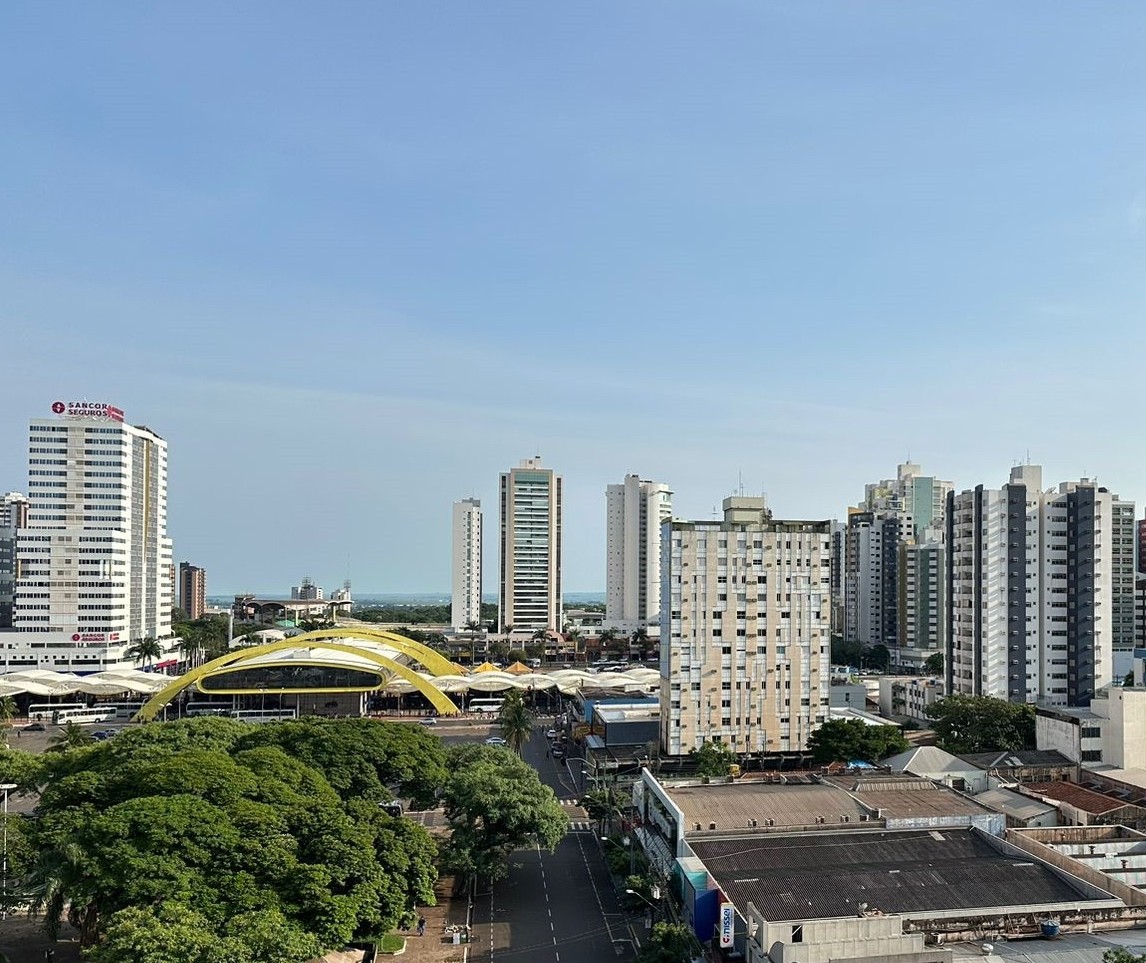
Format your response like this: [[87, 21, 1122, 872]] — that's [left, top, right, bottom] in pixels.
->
[[546, 728, 557, 739], [485, 736, 507, 746], [418, 717, 438, 726]]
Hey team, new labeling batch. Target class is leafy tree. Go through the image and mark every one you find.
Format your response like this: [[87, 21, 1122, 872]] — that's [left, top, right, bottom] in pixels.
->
[[47, 721, 95, 752], [689, 740, 734, 778], [507, 648, 528, 663], [440, 744, 566, 882], [598, 628, 625, 659], [0, 695, 16, 746], [924, 652, 944, 675], [807, 719, 908, 764], [127, 636, 163, 669], [867, 643, 891, 672], [498, 690, 532, 755], [925, 694, 1036, 753], [1102, 950, 1145, 963], [22, 840, 97, 943], [637, 921, 701, 963], [170, 606, 190, 624]]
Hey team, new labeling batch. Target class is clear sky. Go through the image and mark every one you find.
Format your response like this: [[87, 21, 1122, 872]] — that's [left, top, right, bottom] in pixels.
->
[[3, 3, 1146, 595]]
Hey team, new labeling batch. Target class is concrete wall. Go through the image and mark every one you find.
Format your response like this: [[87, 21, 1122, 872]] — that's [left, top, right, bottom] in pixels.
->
[[1004, 828, 1146, 906], [1036, 713, 1082, 763]]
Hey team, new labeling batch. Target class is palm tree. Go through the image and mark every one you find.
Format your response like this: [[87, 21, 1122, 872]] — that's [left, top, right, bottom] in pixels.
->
[[177, 631, 204, 669], [47, 722, 95, 752], [126, 636, 162, 670], [598, 628, 622, 662], [497, 690, 532, 756], [465, 620, 483, 666], [564, 627, 583, 664], [22, 840, 101, 945], [629, 626, 650, 660]]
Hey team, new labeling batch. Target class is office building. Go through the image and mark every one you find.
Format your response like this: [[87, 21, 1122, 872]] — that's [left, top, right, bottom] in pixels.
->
[[0, 492, 29, 630], [498, 457, 562, 635], [291, 578, 323, 601], [178, 561, 207, 620], [451, 498, 483, 631], [661, 496, 831, 755], [605, 474, 672, 634], [7, 401, 173, 671], [947, 465, 1134, 706]]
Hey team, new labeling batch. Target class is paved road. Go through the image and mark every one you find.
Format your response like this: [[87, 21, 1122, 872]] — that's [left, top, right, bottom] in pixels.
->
[[454, 714, 644, 963]]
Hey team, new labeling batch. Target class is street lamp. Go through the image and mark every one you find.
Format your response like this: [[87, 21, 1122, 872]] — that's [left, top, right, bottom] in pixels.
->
[[625, 886, 661, 915], [1, 782, 16, 922], [600, 834, 635, 876]]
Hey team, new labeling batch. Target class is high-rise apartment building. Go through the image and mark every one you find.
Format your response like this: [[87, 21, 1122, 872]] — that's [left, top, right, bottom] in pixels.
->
[[0, 492, 29, 630], [898, 541, 945, 660], [947, 466, 1134, 707], [845, 464, 952, 670], [8, 402, 173, 671], [661, 497, 831, 755], [178, 561, 207, 620], [291, 578, 323, 601], [605, 474, 672, 634], [499, 457, 562, 635], [451, 498, 483, 631]]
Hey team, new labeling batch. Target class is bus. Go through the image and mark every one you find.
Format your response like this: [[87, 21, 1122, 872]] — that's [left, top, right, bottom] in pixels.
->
[[229, 708, 298, 724], [54, 706, 116, 725], [469, 698, 505, 715], [98, 702, 146, 719], [28, 703, 86, 722], [185, 702, 235, 717]]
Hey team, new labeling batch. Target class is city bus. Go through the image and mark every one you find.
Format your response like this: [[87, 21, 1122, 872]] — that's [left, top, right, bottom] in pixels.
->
[[28, 702, 86, 722], [54, 706, 116, 725], [469, 698, 505, 715], [185, 702, 235, 717], [229, 708, 298, 724], [98, 702, 146, 719]]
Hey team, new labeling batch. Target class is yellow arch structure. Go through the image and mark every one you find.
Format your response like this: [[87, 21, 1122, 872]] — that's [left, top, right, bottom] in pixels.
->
[[135, 636, 461, 722], [289, 627, 465, 676]]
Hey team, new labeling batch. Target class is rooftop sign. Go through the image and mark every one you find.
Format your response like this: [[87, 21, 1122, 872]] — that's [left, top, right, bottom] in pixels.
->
[[51, 401, 124, 422]]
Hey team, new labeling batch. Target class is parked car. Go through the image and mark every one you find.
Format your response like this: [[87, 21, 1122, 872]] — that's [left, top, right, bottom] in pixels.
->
[[91, 729, 117, 740], [485, 736, 507, 746], [545, 728, 557, 739], [418, 717, 438, 726]]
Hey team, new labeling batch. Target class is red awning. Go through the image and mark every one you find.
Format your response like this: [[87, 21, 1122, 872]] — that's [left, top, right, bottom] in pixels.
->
[[153, 659, 178, 669]]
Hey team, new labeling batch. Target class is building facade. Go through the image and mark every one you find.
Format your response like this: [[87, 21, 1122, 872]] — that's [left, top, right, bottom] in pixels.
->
[[178, 561, 206, 620], [947, 465, 1133, 706], [451, 497, 483, 631], [660, 496, 831, 755], [897, 540, 946, 663], [6, 402, 173, 671], [605, 474, 672, 634], [498, 457, 562, 635], [0, 492, 29, 630]]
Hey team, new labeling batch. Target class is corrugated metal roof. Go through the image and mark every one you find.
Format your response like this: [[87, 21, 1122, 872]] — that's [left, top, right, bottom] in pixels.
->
[[690, 828, 1097, 923], [668, 782, 869, 832], [974, 787, 1056, 821]]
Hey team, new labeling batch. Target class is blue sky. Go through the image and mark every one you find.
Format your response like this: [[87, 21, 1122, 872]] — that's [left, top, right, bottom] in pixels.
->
[[3, 3, 1146, 595]]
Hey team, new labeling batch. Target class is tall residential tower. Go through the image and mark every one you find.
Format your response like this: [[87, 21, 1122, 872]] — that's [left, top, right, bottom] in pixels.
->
[[178, 561, 207, 620], [661, 496, 831, 755], [451, 498, 483, 631], [499, 457, 562, 635], [947, 466, 1134, 706], [605, 474, 672, 634]]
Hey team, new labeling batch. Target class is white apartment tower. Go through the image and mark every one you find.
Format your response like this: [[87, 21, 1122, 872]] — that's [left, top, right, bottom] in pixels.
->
[[499, 457, 562, 635], [661, 497, 831, 755], [947, 466, 1134, 707], [9, 402, 173, 670], [451, 498, 483, 631], [605, 474, 672, 634]]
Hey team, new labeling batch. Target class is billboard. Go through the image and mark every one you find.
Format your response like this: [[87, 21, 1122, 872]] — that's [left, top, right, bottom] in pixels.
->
[[719, 902, 735, 948], [52, 401, 124, 422]]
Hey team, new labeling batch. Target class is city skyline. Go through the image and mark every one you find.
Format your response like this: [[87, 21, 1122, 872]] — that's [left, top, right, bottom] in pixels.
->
[[4, 5, 1146, 592]]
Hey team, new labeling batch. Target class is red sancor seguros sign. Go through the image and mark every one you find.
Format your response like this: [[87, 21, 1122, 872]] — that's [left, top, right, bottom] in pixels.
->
[[52, 401, 124, 422]]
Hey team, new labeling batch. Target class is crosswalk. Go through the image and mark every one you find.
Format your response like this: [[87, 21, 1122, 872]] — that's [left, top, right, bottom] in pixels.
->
[[568, 819, 593, 831]]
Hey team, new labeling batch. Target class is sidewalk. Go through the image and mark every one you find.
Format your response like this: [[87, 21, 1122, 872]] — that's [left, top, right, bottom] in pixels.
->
[[391, 875, 474, 963]]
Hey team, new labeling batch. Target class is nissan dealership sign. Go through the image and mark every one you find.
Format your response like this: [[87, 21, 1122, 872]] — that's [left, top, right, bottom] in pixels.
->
[[52, 400, 124, 422]]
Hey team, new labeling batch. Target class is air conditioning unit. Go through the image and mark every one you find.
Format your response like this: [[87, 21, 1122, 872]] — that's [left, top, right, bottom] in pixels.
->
[[709, 822, 717, 831]]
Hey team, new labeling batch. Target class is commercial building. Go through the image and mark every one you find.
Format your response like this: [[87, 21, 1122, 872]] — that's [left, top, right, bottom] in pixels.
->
[[451, 497, 482, 631], [660, 496, 831, 755], [290, 577, 323, 601], [4, 401, 174, 672], [178, 561, 206, 620], [0, 492, 28, 629], [605, 474, 672, 635], [498, 457, 562, 635], [947, 466, 1135, 706]]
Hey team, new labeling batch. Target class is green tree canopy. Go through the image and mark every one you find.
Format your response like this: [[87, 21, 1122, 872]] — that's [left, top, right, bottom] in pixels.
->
[[688, 740, 734, 778], [806, 719, 909, 764], [923, 652, 944, 675], [440, 744, 566, 882], [19, 717, 443, 954], [925, 694, 1036, 754], [636, 921, 702, 963]]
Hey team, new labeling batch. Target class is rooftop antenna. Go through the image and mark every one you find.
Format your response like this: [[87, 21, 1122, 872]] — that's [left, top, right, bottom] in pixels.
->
[[738, 470, 745, 496]]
